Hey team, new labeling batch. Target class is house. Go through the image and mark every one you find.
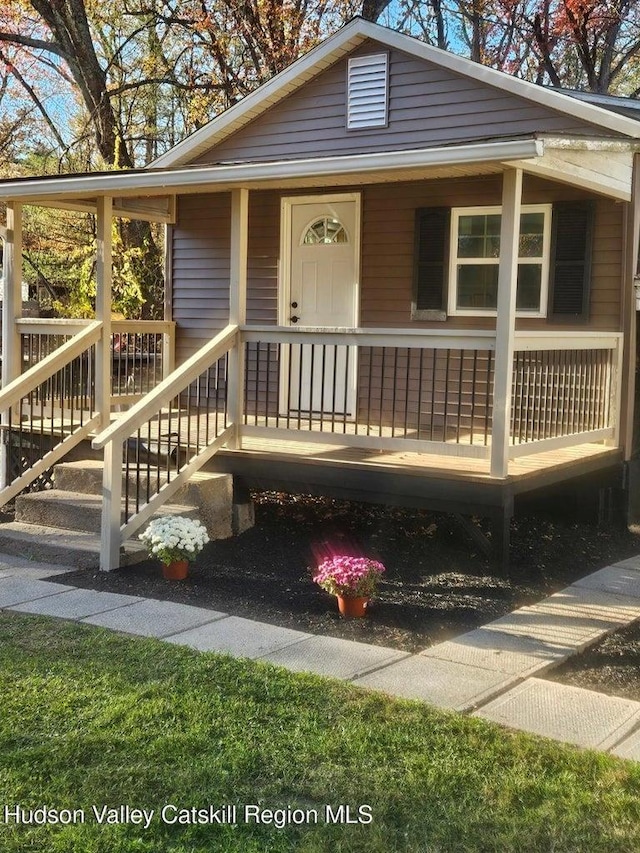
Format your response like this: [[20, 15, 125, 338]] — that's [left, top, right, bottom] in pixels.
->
[[0, 17, 638, 571]]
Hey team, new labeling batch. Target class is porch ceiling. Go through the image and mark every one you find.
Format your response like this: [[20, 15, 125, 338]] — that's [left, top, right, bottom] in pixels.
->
[[0, 137, 635, 220], [31, 161, 507, 219], [507, 137, 636, 202]]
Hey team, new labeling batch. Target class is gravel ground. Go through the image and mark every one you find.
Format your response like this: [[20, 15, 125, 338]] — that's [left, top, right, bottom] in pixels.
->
[[54, 491, 640, 656]]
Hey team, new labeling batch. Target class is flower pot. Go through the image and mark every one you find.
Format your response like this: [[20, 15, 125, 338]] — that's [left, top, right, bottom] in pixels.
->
[[162, 559, 189, 581], [337, 595, 369, 618]]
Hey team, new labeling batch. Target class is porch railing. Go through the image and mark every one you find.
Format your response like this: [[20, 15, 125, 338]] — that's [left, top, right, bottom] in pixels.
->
[[238, 327, 621, 460], [509, 332, 621, 457], [91, 324, 238, 570], [0, 321, 102, 506], [241, 327, 496, 459], [17, 318, 174, 405]]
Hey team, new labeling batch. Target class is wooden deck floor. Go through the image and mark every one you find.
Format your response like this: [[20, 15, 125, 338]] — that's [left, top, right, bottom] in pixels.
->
[[221, 435, 620, 486], [15, 405, 621, 487], [12, 404, 623, 509], [210, 433, 623, 516]]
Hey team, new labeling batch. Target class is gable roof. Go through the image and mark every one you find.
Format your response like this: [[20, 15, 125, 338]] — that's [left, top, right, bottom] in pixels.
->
[[151, 17, 640, 170]]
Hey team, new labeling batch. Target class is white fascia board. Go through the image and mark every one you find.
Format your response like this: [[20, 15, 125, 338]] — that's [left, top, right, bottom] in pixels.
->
[[0, 140, 544, 203], [374, 23, 640, 140], [539, 135, 640, 152], [150, 18, 640, 171], [150, 27, 367, 169]]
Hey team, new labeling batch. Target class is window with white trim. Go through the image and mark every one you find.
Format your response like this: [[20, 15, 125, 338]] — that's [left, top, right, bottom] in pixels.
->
[[448, 204, 552, 317], [347, 53, 389, 130]]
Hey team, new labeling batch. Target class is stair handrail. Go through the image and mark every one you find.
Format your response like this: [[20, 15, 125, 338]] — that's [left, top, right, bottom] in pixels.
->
[[0, 321, 102, 412], [92, 323, 239, 571], [0, 320, 104, 507], [91, 323, 238, 451]]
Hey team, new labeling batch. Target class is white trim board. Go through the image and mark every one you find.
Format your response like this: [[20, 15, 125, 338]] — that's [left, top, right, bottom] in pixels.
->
[[0, 140, 544, 203]]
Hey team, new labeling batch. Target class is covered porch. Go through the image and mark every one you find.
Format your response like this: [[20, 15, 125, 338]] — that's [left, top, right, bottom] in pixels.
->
[[0, 137, 636, 570]]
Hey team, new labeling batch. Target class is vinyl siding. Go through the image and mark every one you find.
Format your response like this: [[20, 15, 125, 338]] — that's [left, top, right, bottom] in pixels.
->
[[172, 177, 623, 431], [172, 177, 623, 364], [247, 192, 279, 324], [360, 176, 623, 333], [195, 41, 613, 166], [172, 193, 231, 364], [172, 191, 281, 364]]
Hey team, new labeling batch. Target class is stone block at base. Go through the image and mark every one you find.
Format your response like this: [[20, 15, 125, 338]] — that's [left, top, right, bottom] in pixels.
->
[[232, 501, 255, 536], [172, 472, 234, 540]]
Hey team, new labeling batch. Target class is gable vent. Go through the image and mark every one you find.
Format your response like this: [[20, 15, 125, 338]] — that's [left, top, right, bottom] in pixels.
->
[[347, 53, 389, 130]]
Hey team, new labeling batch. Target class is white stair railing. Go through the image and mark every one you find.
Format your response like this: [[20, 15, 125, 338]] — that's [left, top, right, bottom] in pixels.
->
[[0, 321, 103, 506], [91, 324, 238, 570]]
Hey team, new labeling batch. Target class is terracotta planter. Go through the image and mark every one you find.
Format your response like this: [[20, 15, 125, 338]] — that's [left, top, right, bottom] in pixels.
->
[[337, 595, 369, 618], [162, 559, 189, 581]]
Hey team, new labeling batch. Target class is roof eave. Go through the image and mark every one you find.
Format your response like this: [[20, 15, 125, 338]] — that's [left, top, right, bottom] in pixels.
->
[[0, 139, 545, 203], [150, 18, 640, 171], [149, 22, 370, 170]]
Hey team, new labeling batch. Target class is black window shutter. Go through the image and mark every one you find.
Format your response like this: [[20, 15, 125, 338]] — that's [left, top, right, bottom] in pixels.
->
[[548, 201, 594, 322], [413, 207, 450, 312]]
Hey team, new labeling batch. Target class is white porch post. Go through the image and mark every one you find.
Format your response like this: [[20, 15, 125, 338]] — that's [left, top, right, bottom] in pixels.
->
[[227, 188, 248, 449], [163, 223, 175, 380], [95, 196, 120, 571], [95, 196, 113, 428], [621, 153, 640, 458], [490, 168, 522, 478], [0, 202, 23, 489], [2, 203, 23, 386]]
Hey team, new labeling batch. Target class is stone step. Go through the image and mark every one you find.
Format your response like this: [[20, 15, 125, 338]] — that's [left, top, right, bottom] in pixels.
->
[[0, 522, 146, 570], [14, 490, 199, 536], [52, 459, 104, 495]]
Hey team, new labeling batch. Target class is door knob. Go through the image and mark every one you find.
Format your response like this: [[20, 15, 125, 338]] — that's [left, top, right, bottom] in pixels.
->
[[290, 315, 300, 323], [291, 302, 298, 308]]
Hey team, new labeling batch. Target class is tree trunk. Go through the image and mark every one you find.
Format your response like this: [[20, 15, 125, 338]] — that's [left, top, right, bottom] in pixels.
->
[[361, 0, 392, 22], [29, 0, 134, 168]]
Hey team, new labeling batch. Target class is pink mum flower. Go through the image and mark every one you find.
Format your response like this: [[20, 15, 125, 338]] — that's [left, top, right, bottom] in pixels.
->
[[313, 556, 385, 599]]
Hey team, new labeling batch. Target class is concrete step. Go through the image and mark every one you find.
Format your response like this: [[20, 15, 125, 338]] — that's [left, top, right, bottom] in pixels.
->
[[54, 459, 171, 497], [52, 460, 106, 495], [0, 522, 146, 570], [14, 490, 199, 535], [54, 459, 224, 499], [52, 460, 253, 539]]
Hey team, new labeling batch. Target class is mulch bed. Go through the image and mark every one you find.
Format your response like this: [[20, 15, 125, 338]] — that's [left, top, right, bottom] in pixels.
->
[[54, 492, 640, 655], [545, 621, 640, 703]]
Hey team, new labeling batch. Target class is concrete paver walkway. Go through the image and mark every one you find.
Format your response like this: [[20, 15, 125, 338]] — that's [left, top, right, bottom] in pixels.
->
[[166, 616, 312, 658], [2, 550, 640, 760], [474, 677, 640, 752]]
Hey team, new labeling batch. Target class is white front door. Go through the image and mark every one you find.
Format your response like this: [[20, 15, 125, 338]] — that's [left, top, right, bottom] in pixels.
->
[[281, 194, 360, 416]]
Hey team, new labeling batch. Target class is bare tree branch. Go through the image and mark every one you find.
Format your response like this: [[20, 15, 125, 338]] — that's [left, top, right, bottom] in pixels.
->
[[0, 47, 66, 150]]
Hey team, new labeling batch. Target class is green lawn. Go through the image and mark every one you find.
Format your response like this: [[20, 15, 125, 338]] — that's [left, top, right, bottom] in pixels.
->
[[0, 612, 639, 853]]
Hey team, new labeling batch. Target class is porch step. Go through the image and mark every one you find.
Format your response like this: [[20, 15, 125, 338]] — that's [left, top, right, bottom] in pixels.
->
[[0, 522, 146, 570], [52, 460, 253, 540], [54, 459, 169, 497], [14, 490, 199, 536], [0, 456, 254, 571], [52, 459, 107, 495]]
